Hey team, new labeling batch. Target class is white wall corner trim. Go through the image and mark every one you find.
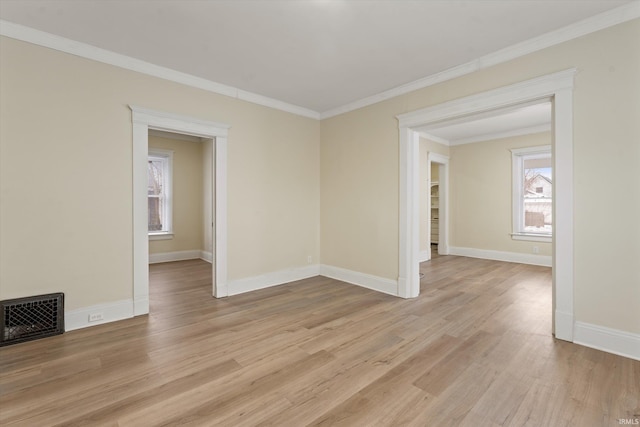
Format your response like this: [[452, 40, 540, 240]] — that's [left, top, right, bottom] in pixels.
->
[[65, 299, 134, 331], [574, 322, 640, 361], [148, 250, 203, 264], [449, 246, 552, 267], [320, 265, 398, 297], [0, 20, 320, 120], [226, 265, 320, 296]]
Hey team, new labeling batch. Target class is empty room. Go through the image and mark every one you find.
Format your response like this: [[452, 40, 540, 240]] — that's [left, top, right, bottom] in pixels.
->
[[0, 1, 639, 425]]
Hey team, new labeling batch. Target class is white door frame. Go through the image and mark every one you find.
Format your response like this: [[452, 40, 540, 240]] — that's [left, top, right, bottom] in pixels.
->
[[426, 153, 449, 260], [130, 106, 230, 315], [397, 69, 576, 341]]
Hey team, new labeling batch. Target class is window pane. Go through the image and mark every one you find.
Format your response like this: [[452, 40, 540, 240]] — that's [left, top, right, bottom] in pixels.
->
[[148, 196, 162, 231], [148, 159, 164, 231], [523, 159, 552, 234], [148, 160, 163, 196]]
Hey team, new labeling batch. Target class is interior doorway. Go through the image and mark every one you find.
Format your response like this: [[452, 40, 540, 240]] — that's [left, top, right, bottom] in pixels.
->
[[397, 69, 576, 342], [130, 106, 230, 316], [419, 153, 449, 262], [146, 130, 214, 310]]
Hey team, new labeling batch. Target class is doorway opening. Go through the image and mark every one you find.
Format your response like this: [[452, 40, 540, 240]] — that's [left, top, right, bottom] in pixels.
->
[[418, 152, 449, 262], [146, 130, 214, 310], [397, 69, 576, 342], [131, 106, 230, 316]]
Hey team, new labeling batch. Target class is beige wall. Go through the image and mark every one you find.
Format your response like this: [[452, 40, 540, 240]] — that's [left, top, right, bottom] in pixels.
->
[[148, 135, 204, 255], [320, 19, 640, 333], [0, 36, 320, 311], [0, 19, 638, 336], [449, 132, 552, 256]]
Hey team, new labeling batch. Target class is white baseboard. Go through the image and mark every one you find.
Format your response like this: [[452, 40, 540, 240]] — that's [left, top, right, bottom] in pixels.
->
[[200, 250, 213, 263], [149, 250, 213, 264], [227, 264, 320, 296], [65, 299, 134, 331], [149, 250, 202, 264], [574, 321, 640, 361], [449, 246, 552, 267], [320, 264, 398, 296]]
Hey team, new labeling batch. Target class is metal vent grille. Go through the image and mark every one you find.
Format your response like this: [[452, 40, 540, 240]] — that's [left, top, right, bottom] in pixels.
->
[[1, 293, 64, 346]]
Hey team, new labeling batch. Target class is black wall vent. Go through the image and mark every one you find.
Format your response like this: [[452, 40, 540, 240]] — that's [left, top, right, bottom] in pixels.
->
[[1, 293, 64, 346]]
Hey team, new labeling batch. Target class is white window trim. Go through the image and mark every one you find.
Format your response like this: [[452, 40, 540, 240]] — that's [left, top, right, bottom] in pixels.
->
[[148, 148, 173, 236], [511, 145, 552, 243]]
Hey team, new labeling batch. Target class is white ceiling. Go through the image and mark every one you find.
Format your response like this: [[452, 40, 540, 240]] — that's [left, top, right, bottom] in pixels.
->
[[0, 0, 635, 115]]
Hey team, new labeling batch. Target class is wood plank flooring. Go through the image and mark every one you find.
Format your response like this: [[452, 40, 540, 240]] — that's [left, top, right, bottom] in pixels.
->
[[1, 255, 638, 426]]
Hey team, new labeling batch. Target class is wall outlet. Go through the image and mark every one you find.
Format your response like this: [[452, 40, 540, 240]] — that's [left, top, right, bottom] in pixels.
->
[[532, 246, 540, 254], [88, 312, 104, 322], [307, 256, 312, 264]]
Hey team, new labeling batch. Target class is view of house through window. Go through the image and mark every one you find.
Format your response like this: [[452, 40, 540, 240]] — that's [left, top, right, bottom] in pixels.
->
[[148, 150, 173, 234], [523, 156, 552, 233], [511, 145, 552, 240]]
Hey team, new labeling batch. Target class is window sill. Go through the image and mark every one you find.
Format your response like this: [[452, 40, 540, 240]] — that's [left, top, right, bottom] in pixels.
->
[[511, 233, 552, 243], [149, 232, 174, 241]]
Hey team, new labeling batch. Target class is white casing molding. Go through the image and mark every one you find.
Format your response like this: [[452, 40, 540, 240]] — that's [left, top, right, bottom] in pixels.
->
[[574, 322, 640, 361], [320, 265, 398, 296], [65, 299, 133, 331], [227, 265, 320, 296], [131, 106, 229, 314], [448, 247, 552, 267], [397, 68, 576, 342]]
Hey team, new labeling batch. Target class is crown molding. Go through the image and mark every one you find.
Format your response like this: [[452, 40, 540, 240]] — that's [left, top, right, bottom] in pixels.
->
[[0, 20, 321, 120], [2, 1, 638, 122], [320, 2, 640, 119]]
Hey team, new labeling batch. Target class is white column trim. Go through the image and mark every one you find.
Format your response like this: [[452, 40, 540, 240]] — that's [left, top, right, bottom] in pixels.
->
[[215, 136, 229, 297], [132, 121, 150, 316], [552, 87, 575, 341], [398, 128, 420, 298]]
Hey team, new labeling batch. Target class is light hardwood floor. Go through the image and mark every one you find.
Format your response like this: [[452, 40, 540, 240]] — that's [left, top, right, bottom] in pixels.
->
[[1, 255, 638, 426]]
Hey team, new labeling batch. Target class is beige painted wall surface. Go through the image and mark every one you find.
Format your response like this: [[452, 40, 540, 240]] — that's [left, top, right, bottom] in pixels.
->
[[419, 137, 449, 253], [0, 36, 320, 311], [449, 132, 552, 256], [320, 19, 640, 333], [148, 135, 204, 255]]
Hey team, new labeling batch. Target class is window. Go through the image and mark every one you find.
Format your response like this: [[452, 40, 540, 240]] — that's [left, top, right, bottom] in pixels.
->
[[511, 145, 552, 242], [148, 149, 173, 238]]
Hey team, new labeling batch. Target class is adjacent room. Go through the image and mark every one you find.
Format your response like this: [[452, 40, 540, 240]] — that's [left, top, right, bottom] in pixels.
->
[[1, 1, 638, 425]]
